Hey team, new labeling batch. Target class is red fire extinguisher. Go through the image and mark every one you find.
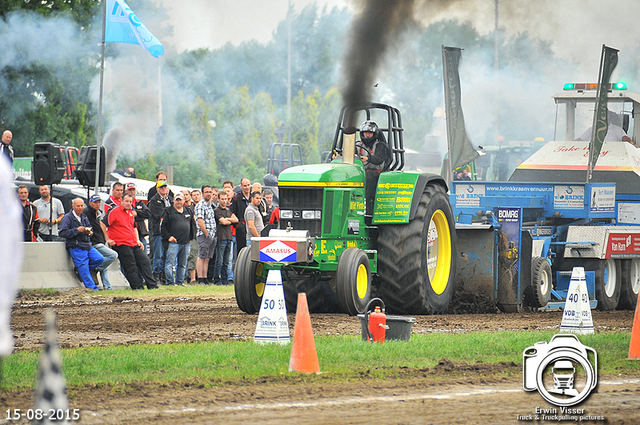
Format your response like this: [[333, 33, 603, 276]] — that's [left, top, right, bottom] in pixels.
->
[[365, 298, 389, 343]]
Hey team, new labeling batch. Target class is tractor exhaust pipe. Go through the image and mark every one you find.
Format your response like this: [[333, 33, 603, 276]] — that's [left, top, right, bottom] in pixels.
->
[[342, 126, 357, 164]]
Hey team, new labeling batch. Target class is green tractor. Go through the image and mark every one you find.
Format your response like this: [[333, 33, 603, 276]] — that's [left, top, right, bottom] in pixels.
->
[[234, 103, 457, 315]]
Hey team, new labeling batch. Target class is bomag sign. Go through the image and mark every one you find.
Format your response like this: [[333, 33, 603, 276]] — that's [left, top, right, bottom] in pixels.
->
[[498, 208, 519, 220]]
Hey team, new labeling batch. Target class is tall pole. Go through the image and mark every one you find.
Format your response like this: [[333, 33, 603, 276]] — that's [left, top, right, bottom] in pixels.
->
[[493, 0, 500, 145], [95, 0, 107, 194], [287, 0, 292, 143], [158, 60, 163, 127]]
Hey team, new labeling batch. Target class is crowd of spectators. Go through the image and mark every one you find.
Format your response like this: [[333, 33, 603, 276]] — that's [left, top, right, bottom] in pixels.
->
[[18, 172, 278, 291]]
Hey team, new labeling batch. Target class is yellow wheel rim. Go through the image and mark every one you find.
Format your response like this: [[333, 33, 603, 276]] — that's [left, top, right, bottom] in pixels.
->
[[426, 209, 452, 295], [255, 263, 265, 297], [356, 263, 368, 300]]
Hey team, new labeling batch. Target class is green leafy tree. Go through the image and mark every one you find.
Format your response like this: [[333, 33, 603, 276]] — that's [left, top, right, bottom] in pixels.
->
[[0, 0, 100, 28], [317, 88, 341, 156], [173, 96, 219, 186], [0, 2, 100, 156], [213, 86, 263, 184], [290, 90, 320, 164]]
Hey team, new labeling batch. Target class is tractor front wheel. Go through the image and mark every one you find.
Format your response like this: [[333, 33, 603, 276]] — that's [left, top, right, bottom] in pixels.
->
[[336, 248, 371, 316], [377, 183, 456, 314], [234, 247, 266, 314]]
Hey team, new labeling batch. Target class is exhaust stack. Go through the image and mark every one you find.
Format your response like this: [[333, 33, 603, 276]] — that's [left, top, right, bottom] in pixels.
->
[[342, 126, 357, 164]]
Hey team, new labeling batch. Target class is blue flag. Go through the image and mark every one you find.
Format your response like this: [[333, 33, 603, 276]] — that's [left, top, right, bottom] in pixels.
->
[[105, 0, 164, 58]]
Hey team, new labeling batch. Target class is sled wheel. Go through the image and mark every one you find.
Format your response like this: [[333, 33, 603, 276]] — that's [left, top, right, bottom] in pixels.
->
[[529, 256, 552, 308], [619, 259, 640, 310]]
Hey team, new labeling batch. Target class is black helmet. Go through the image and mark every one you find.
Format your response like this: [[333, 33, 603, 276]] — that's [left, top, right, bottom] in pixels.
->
[[359, 121, 379, 145]]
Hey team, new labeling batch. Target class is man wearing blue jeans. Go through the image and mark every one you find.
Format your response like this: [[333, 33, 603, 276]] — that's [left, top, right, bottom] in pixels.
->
[[59, 198, 104, 291], [161, 192, 196, 285], [84, 194, 118, 289], [149, 180, 173, 283], [214, 191, 238, 285]]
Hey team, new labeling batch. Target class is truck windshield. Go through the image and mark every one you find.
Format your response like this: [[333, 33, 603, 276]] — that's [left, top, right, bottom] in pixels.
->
[[554, 100, 634, 142]]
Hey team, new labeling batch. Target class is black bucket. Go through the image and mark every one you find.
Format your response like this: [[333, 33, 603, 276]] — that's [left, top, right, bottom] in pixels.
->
[[357, 298, 415, 342]]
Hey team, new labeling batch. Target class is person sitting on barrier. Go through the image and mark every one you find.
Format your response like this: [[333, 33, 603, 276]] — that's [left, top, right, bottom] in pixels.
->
[[84, 194, 118, 290], [103, 193, 158, 290], [576, 110, 634, 144], [356, 120, 391, 216], [59, 198, 104, 291]]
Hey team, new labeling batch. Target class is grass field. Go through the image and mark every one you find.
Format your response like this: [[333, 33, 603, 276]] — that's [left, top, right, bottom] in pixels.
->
[[3, 330, 638, 390]]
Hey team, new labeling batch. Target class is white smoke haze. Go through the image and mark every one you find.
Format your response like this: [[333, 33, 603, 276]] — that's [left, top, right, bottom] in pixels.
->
[[0, 11, 93, 124], [0, 12, 88, 69], [90, 48, 164, 166], [154, 0, 351, 51], [408, 0, 640, 77], [6, 0, 640, 171]]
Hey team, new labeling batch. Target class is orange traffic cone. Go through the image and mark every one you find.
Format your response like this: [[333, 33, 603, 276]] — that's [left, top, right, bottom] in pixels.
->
[[629, 292, 640, 360], [288, 293, 320, 373]]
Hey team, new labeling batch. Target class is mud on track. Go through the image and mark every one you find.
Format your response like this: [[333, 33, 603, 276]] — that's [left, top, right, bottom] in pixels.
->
[[5, 289, 640, 424], [10, 289, 634, 350]]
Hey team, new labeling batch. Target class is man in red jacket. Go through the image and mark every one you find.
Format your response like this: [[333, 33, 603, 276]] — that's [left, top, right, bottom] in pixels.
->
[[103, 193, 157, 290]]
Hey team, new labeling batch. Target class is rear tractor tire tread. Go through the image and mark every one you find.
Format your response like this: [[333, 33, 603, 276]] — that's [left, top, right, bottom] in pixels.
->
[[377, 183, 456, 315]]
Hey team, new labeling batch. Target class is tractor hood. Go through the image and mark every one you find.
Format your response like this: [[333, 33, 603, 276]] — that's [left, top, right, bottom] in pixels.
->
[[277, 162, 365, 187], [509, 140, 640, 195]]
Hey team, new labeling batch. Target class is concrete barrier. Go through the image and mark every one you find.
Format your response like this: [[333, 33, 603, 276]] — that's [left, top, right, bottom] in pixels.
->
[[19, 242, 131, 291]]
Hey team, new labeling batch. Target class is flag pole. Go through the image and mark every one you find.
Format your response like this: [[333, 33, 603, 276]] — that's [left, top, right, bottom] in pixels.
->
[[158, 59, 163, 127], [95, 0, 107, 194]]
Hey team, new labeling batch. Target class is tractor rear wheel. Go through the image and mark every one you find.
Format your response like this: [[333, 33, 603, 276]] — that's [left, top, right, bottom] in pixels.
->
[[528, 256, 552, 308], [619, 259, 640, 310], [377, 183, 456, 314], [234, 247, 266, 314], [336, 248, 371, 316]]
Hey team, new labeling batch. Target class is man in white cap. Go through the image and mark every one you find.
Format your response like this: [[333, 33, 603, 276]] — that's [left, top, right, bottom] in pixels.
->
[[149, 180, 173, 283]]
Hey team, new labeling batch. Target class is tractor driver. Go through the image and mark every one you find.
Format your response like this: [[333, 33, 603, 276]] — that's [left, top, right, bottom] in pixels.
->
[[356, 120, 391, 216], [576, 110, 634, 144]]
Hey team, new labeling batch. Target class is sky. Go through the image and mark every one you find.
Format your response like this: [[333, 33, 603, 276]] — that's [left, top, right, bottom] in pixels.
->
[[150, 0, 640, 79], [155, 0, 350, 52]]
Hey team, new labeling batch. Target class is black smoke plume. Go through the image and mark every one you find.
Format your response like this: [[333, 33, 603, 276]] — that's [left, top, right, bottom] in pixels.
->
[[340, 0, 415, 125]]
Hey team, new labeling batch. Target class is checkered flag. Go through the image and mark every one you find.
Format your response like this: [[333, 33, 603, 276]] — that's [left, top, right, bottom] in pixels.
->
[[33, 310, 70, 424]]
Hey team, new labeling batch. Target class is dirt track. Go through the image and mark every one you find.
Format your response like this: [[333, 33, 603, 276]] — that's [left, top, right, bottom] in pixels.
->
[[10, 290, 635, 351], [4, 289, 640, 424]]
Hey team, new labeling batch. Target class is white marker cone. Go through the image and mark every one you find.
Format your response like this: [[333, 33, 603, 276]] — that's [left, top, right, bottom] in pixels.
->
[[254, 270, 290, 344], [560, 267, 595, 335]]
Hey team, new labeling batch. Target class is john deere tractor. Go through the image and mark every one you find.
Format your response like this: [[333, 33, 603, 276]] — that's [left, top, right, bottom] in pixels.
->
[[234, 103, 457, 315]]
